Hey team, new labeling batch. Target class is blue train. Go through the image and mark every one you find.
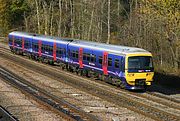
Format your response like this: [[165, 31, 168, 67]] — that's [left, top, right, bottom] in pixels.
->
[[8, 31, 154, 90]]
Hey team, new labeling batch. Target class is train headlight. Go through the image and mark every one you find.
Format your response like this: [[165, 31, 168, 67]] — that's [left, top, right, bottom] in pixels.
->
[[128, 73, 134, 77], [146, 73, 151, 76]]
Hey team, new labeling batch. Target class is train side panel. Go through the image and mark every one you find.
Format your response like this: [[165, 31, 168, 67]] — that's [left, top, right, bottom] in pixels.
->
[[68, 43, 126, 82]]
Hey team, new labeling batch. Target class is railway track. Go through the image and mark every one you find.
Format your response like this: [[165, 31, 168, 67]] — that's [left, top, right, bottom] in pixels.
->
[[0, 46, 180, 107], [90, 77, 180, 111], [0, 106, 17, 121], [0, 46, 180, 121], [0, 66, 98, 121], [0, 46, 179, 104]]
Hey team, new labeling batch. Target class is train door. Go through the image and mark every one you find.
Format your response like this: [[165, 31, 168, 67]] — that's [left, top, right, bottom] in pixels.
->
[[53, 42, 57, 61], [103, 52, 108, 75], [38, 40, 42, 56], [79, 47, 83, 68]]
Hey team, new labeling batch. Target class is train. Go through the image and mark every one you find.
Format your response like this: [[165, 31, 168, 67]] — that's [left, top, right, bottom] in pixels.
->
[[8, 31, 154, 90]]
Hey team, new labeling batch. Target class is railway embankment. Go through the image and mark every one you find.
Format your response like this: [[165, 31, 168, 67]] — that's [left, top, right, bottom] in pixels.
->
[[0, 76, 65, 121], [0, 46, 180, 121], [148, 72, 180, 95], [154, 72, 180, 89]]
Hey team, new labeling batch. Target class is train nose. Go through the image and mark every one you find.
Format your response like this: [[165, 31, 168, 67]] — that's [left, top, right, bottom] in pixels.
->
[[126, 72, 154, 86]]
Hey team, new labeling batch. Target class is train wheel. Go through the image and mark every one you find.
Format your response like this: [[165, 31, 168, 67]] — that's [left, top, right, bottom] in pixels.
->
[[98, 74, 103, 81], [94, 73, 99, 79], [119, 81, 126, 89], [80, 70, 83, 76], [48, 60, 54, 65], [35, 56, 38, 61], [85, 70, 90, 77], [41, 58, 45, 63], [61, 64, 65, 70], [75, 69, 79, 75], [27, 53, 30, 59]]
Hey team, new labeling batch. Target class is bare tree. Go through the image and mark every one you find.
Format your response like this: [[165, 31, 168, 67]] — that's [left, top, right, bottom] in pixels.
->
[[43, 1, 48, 35], [50, 1, 54, 36], [107, 0, 111, 44], [34, 0, 41, 34], [58, 0, 62, 37], [70, 0, 74, 38], [87, 1, 95, 40]]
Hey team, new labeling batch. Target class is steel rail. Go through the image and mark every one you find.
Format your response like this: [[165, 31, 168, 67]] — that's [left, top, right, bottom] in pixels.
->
[[0, 106, 17, 121], [0, 66, 98, 121]]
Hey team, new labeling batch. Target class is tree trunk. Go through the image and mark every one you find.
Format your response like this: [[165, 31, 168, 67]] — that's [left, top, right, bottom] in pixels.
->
[[43, 1, 48, 35], [35, 0, 41, 34], [174, 47, 179, 70], [88, 2, 95, 41], [24, 12, 28, 32], [58, 0, 62, 37], [70, 0, 74, 38], [107, 0, 111, 44], [50, 2, 54, 36]]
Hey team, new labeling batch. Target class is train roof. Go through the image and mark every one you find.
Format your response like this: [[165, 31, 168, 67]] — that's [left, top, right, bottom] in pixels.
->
[[70, 40, 151, 55], [9, 31, 151, 55], [9, 31, 73, 44], [9, 31, 33, 38]]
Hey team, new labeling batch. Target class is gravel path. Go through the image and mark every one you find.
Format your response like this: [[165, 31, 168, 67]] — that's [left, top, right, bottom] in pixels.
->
[[0, 78, 65, 121]]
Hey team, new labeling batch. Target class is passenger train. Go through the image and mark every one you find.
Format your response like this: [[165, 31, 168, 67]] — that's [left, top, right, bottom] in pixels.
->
[[8, 31, 154, 90]]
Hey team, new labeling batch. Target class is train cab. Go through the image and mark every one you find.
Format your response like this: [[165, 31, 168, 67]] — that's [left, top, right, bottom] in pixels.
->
[[125, 54, 154, 90]]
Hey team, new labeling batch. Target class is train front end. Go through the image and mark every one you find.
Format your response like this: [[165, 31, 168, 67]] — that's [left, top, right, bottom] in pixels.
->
[[125, 54, 154, 90]]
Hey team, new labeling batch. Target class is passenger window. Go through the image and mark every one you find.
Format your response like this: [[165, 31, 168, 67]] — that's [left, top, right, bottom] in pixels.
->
[[68, 49, 71, 56], [46, 45, 49, 51], [15, 38, 20, 45], [44, 45, 47, 51], [87, 54, 90, 61], [60, 48, 62, 54], [25, 40, 29, 47], [50, 46, 53, 52], [99, 56, 102, 64], [9, 37, 13, 42], [108, 58, 112, 66], [17, 39, 22, 45], [57, 48, 62, 54], [34, 43, 38, 49], [63, 48, 65, 54], [83, 53, 87, 60], [75, 51, 79, 58], [72, 51, 76, 58], [41, 44, 44, 50], [32, 42, 37, 49], [48, 46, 50, 51], [121, 59, 125, 72], [90, 54, 96, 62], [61, 48, 63, 54], [115, 59, 120, 68]]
